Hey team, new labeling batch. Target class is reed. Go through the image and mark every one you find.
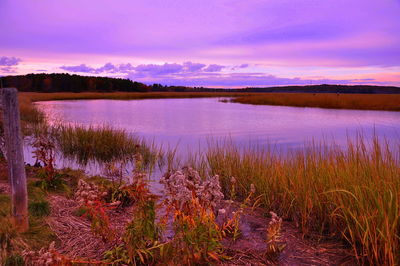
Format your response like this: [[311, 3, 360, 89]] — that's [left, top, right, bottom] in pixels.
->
[[21, 92, 250, 102], [233, 93, 400, 111], [188, 137, 400, 265], [20, 91, 400, 111], [54, 124, 157, 166]]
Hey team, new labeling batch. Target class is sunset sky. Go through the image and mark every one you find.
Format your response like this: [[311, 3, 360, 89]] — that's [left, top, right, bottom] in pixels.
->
[[1, 0, 399, 87]]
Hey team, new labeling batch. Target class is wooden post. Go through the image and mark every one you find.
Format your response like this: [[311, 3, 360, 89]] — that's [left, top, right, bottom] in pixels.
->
[[1, 88, 29, 232]]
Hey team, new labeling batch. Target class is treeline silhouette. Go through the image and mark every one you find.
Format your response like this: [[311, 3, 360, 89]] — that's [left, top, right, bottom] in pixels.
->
[[1, 73, 150, 92], [1, 73, 399, 94], [241, 84, 400, 94]]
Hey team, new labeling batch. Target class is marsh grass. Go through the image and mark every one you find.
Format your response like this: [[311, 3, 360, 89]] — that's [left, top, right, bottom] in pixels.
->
[[42, 124, 159, 170], [188, 137, 400, 265], [21, 91, 249, 102], [22, 91, 400, 111], [7, 91, 400, 264], [56, 124, 138, 164], [18, 96, 45, 125], [233, 93, 400, 111]]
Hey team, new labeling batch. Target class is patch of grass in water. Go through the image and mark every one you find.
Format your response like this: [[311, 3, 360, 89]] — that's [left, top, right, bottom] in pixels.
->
[[56, 124, 160, 167], [232, 93, 400, 111]]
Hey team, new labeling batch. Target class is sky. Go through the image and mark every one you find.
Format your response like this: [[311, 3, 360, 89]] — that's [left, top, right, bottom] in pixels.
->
[[1, 0, 400, 88]]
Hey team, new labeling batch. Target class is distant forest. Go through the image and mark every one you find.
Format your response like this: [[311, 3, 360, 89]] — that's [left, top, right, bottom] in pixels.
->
[[1, 73, 399, 94]]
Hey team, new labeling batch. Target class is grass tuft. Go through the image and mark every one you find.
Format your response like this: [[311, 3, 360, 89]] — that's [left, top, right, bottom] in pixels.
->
[[28, 200, 50, 217], [55, 124, 156, 166]]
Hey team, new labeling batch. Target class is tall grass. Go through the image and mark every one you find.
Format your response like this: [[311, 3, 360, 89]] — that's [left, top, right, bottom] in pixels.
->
[[21, 92, 400, 111], [18, 95, 45, 125], [55, 124, 158, 166], [0, 93, 44, 138], [233, 93, 400, 111], [21, 92, 250, 102], [189, 137, 400, 265]]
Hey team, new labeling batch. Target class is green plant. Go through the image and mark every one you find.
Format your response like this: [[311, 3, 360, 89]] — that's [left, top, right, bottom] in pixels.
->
[[34, 169, 67, 192], [31, 126, 67, 191], [160, 168, 226, 264], [170, 198, 224, 265], [82, 201, 115, 242], [221, 182, 261, 242], [0, 217, 17, 263], [72, 206, 88, 217], [105, 180, 164, 265], [3, 254, 24, 266], [28, 200, 50, 217], [0, 217, 26, 264]]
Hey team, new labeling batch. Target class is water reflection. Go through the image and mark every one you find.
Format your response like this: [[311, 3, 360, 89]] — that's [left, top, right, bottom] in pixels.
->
[[27, 97, 400, 167]]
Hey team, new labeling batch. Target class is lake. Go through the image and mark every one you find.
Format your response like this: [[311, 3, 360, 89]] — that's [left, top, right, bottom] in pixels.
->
[[26, 97, 400, 168]]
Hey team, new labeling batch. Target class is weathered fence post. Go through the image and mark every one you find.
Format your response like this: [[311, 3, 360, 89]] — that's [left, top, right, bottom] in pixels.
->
[[1, 88, 29, 232]]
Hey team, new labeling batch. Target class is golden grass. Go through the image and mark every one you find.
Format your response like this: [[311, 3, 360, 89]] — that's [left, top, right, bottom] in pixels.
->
[[55, 124, 157, 166], [18, 91, 400, 111], [233, 93, 400, 111], [189, 137, 400, 265], [20, 91, 250, 102], [10, 91, 400, 264]]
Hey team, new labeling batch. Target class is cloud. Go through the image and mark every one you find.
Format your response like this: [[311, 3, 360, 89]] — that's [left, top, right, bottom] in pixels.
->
[[204, 64, 225, 72], [60, 63, 135, 74], [60, 64, 97, 73], [58, 60, 400, 87], [0, 56, 22, 74], [0, 66, 18, 74], [183, 61, 206, 72], [231, 63, 249, 70], [127, 70, 400, 87], [59, 61, 227, 76], [0, 56, 21, 66], [2, 0, 399, 69], [126, 71, 351, 87], [134, 63, 184, 75]]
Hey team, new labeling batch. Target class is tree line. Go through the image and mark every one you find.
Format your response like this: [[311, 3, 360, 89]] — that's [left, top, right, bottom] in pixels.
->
[[0, 73, 151, 93], [1, 73, 399, 94]]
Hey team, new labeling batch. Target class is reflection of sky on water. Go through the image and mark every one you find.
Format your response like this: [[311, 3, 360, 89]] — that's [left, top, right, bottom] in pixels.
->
[[26, 97, 400, 177]]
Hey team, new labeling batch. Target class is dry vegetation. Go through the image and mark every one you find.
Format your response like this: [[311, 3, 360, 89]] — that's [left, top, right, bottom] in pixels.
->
[[18, 91, 400, 112], [189, 137, 400, 265], [0, 91, 399, 264], [20, 91, 250, 102], [232, 93, 400, 111]]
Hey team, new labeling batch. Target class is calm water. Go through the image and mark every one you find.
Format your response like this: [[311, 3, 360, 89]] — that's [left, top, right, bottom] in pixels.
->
[[27, 97, 400, 166]]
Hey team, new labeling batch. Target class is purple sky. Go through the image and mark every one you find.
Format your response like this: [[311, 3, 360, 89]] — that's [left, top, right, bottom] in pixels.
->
[[1, 0, 400, 87]]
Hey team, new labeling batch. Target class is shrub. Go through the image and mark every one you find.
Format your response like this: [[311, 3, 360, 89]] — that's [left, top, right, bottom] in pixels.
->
[[105, 178, 164, 265]]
